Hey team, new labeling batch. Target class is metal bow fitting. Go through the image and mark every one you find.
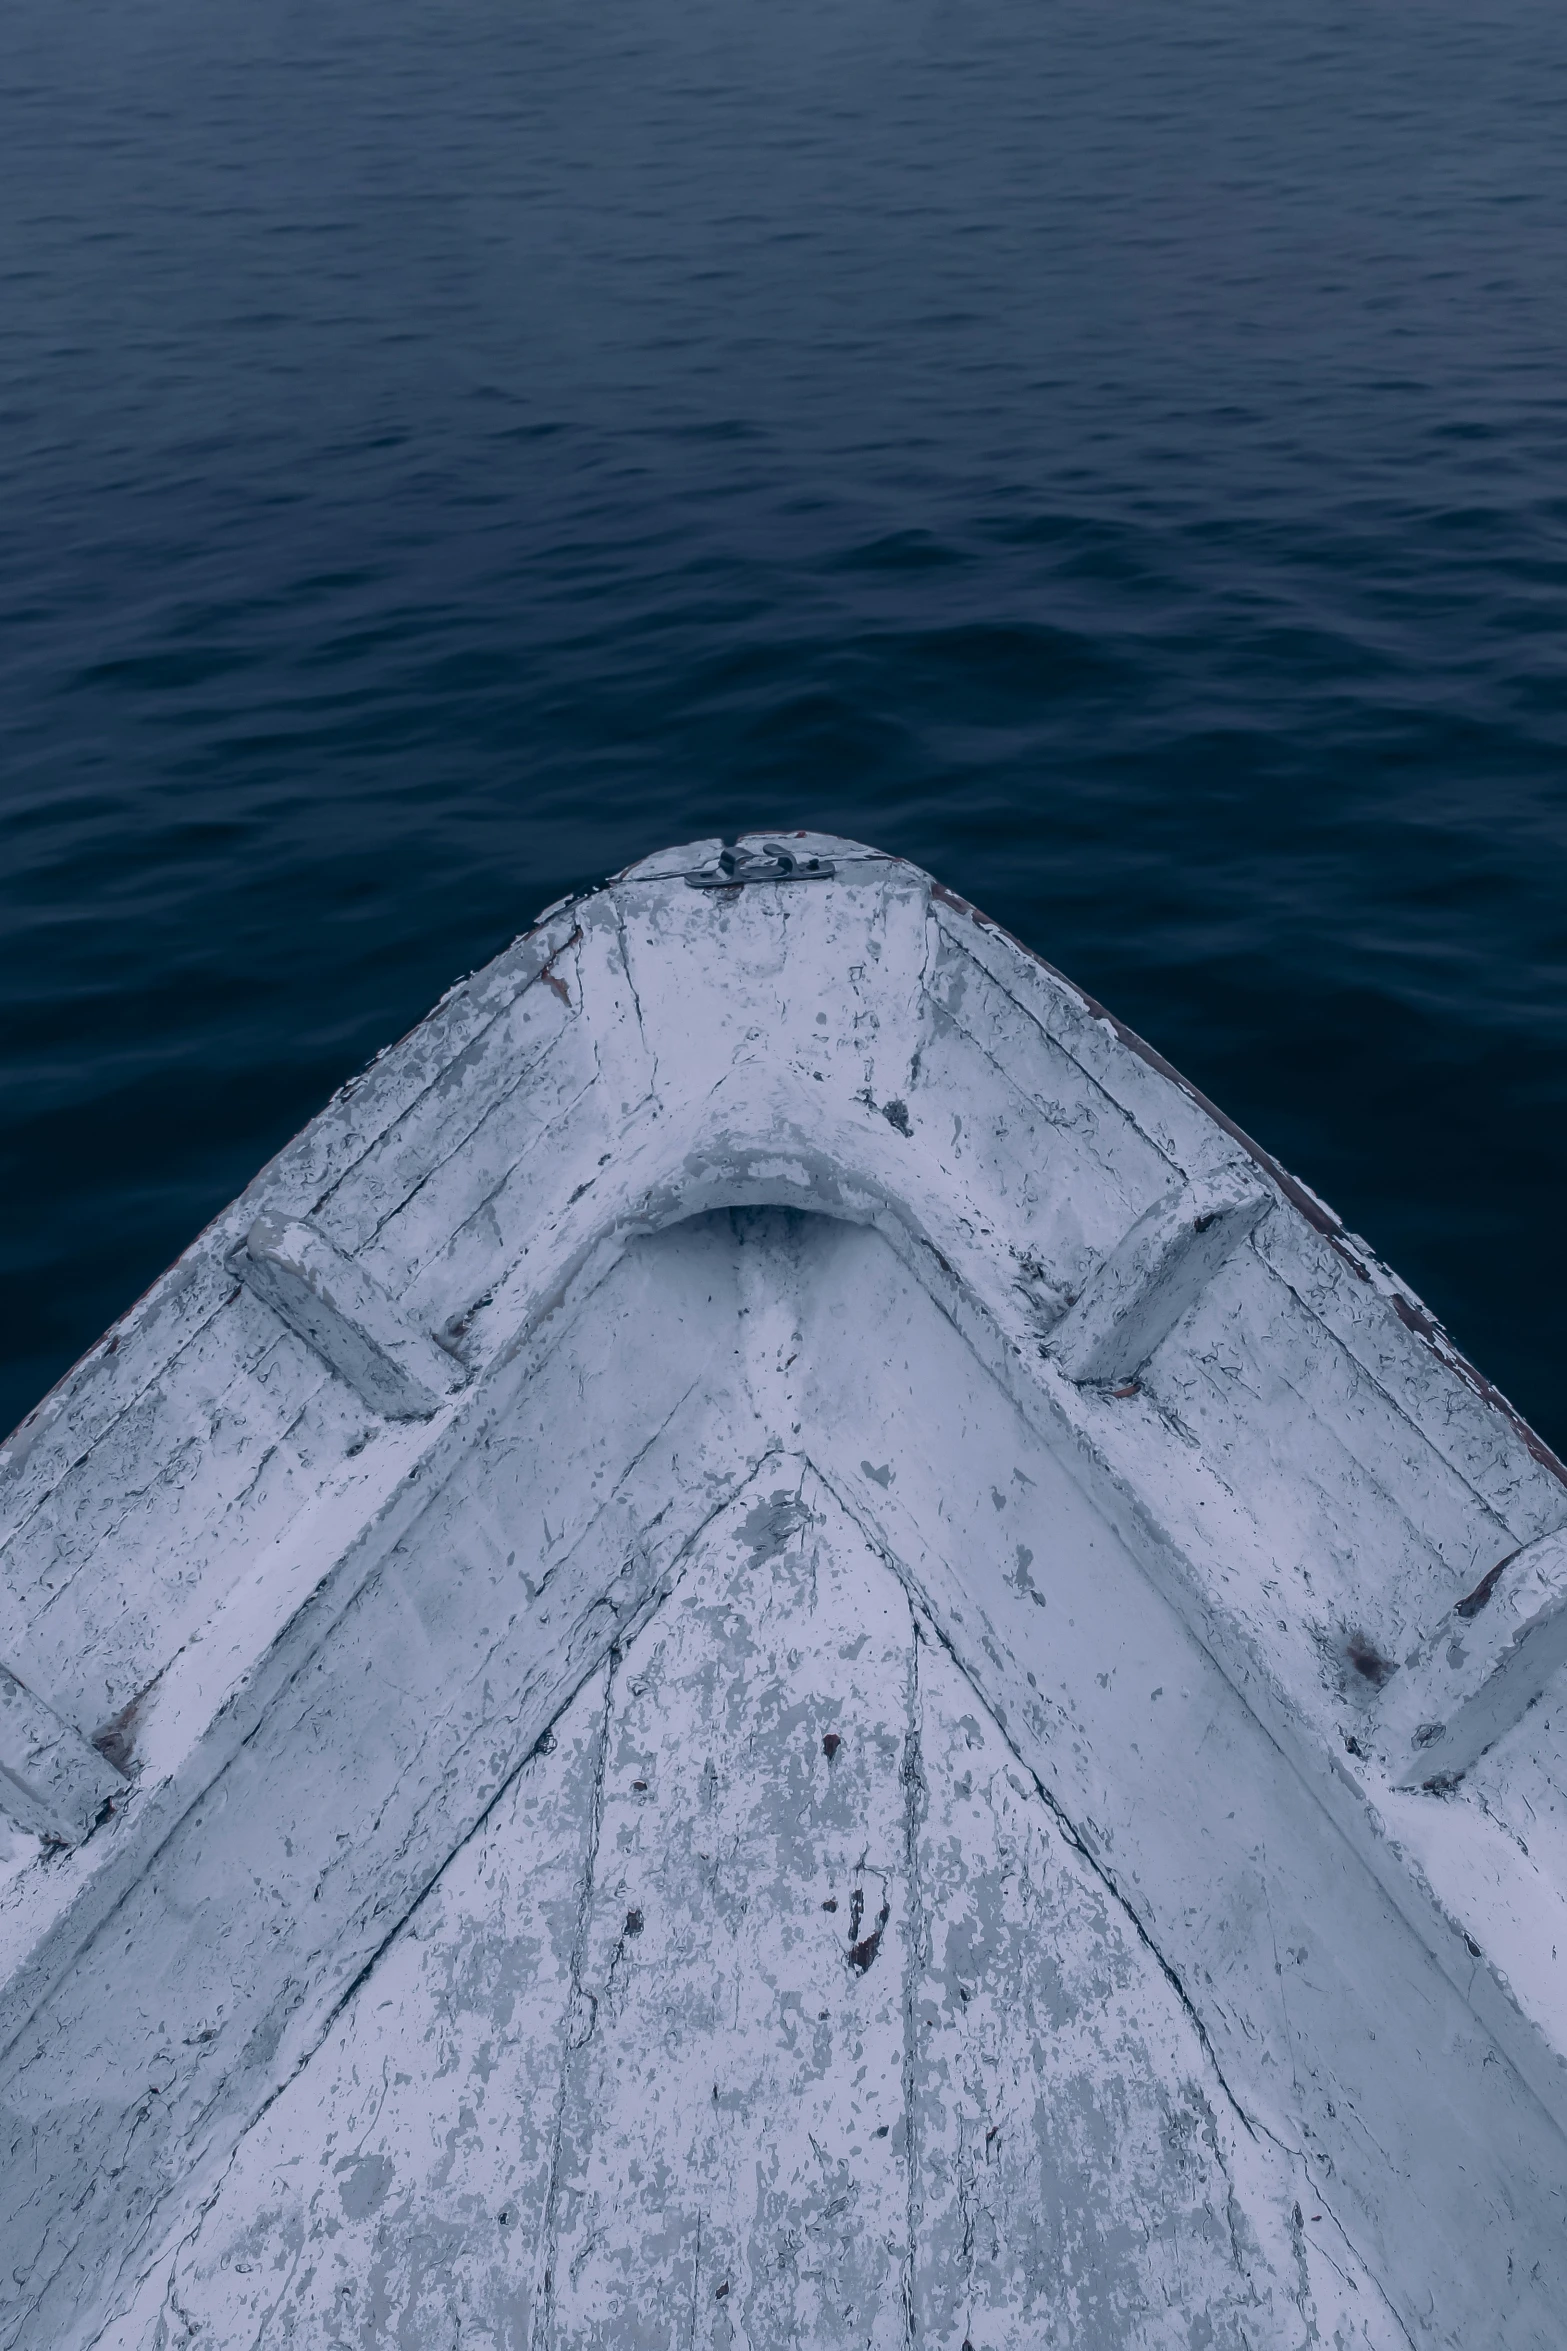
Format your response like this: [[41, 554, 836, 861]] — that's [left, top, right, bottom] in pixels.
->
[[686, 842, 836, 889]]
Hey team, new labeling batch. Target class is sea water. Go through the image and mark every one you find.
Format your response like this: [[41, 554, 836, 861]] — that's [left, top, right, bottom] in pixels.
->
[[3, 0, 1565, 1444]]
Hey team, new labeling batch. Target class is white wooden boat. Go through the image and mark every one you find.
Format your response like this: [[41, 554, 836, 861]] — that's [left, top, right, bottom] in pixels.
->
[[2, 832, 1565, 2350]]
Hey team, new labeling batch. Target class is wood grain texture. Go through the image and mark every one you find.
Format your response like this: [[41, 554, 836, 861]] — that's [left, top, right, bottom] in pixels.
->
[[97, 1671, 611, 2349], [911, 1625, 1390, 2350], [6, 836, 1567, 2350], [545, 1482, 912, 2350], [94, 1476, 1400, 2349], [234, 1214, 464, 1419]]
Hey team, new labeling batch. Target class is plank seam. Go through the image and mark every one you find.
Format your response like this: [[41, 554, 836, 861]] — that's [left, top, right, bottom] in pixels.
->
[[534, 1651, 618, 2351], [900, 1619, 927, 2351]]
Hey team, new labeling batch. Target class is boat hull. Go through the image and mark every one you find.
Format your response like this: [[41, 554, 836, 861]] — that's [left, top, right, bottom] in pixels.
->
[[2, 837, 1564, 2348]]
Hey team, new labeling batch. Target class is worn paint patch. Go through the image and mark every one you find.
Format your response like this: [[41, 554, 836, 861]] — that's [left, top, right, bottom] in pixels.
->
[[543, 1477, 912, 2350], [11, 842, 1567, 2351], [98, 1664, 612, 2348], [911, 1627, 1392, 2348], [93, 1477, 1400, 2350]]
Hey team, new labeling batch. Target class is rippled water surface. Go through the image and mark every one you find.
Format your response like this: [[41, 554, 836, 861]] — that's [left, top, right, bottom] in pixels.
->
[[4, 0, 1566, 1445]]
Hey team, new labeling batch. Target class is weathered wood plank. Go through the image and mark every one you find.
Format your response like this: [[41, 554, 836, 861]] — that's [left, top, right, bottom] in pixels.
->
[[371, 909, 655, 1332], [234, 1212, 464, 1419], [0, 1668, 122, 1847], [1465, 1698, 1567, 1948], [927, 897, 1242, 1184], [1383, 1530, 1567, 1788], [87, 1467, 1400, 2349], [921, 927, 1176, 1292], [1140, 1237, 1515, 1671], [1045, 1168, 1269, 1386], [911, 1620, 1396, 2348], [93, 1665, 609, 2350], [1255, 1199, 1567, 1545], [0, 1218, 754, 2083], [619, 858, 933, 1132], [266, 910, 584, 1221], [4, 1309, 349, 1728], [545, 1477, 913, 2350], [782, 1216, 1567, 2347], [0, 915, 578, 1533], [6, 839, 1567, 2351], [374, 1035, 601, 1333], [0, 1255, 235, 1551], [310, 936, 575, 1258], [0, 1237, 756, 2351], [939, 885, 1567, 1533]]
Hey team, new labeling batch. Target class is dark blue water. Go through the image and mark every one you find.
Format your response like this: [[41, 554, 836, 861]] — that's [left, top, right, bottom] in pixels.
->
[[4, 0, 1567, 1450]]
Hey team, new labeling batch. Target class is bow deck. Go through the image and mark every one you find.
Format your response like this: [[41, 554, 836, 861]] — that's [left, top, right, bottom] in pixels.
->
[[2, 835, 1564, 2348]]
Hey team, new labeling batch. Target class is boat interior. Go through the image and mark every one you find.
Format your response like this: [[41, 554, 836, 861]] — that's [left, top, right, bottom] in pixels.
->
[[4, 838, 1566, 2349]]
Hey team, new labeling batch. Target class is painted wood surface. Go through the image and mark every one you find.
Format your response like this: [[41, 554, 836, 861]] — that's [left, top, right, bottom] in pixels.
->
[[96, 1477, 1400, 2350], [3, 836, 1567, 2349]]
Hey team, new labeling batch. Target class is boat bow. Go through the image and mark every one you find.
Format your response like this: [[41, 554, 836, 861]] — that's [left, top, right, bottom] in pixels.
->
[[2, 835, 1564, 2349]]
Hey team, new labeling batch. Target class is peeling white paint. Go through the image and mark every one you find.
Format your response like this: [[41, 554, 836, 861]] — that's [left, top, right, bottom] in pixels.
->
[[93, 1473, 1405, 2351], [2, 835, 1565, 2349]]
